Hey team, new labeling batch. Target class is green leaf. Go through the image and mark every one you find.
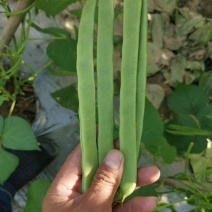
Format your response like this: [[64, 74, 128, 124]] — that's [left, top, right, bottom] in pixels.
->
[[51, 84, 78, 113], [36, 0, 77, 17], [126, 184, 157, 201], [198, 115, 212, 132], [0, 96, 4, 106], [140, 99, 176, 163], [24, 180, 51, 212], [165, 115, 208, 153], [0, 149, 19, 184], [141, 98, 164, 147], [0, 115, 3, 135], [70, 9, 82, 18], [48, 65, 76, 76], [160, 137, 177, 164], [47, 38, 77, 71], [167, 84, 209, 115], [1, 116, 39, 151], [189, 154, 212, 182], [198, 104, 212, 117]]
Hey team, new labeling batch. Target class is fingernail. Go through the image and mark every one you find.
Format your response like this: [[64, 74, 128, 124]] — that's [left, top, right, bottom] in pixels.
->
[[104, 150, 123, 170]]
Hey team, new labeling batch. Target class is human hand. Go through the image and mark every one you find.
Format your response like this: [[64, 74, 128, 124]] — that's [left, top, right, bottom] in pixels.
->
[[43, 145, 160, 212]]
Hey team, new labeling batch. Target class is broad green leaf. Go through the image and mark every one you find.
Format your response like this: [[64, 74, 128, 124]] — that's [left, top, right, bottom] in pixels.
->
[[189, 154, 212, 182], [0, 115, 3, 135], [52, 84, 78, 113], [48, 65, 76, 76], [2, 116, 39, 151], [24, 180, 51, 212], [141, 98, 164, 147], [47, 38, 77, 71], [126, 184, 157, 201], [36, 0, 77, 17], [140, 99, 174, 162], [198, 115, 212, 132], [160, 137, 177, 164], [0, 96, 4, 106], [0, 149, 19, 184], [167, 84, 209, 115], [165, 115, 208, 153], [70, 9, 82, 17]]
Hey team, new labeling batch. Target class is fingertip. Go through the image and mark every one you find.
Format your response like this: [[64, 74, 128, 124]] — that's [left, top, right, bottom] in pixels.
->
[[137, 166, 160, 187], [136, 196, 158, 211], [114, 196, 158, 212], [84, 150, 124, 207], [104, 150, 123, 170]]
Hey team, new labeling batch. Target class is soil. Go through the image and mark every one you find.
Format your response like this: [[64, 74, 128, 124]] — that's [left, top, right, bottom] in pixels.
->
[[0, 79, 36, 124]]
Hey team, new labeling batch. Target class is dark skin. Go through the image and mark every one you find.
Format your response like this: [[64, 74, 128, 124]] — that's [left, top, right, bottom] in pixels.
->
[[43, 145, 160, 212]]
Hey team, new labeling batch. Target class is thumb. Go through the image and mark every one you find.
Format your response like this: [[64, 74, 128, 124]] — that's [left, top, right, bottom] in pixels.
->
[[84, 150, 124, 209]]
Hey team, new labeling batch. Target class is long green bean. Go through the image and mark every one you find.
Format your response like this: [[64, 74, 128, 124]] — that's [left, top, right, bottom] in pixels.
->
[[77, 0, 148, 201], [77, 0, 98, 193], [119, 0, 143, 201], [136, 0, 148, 157], [97, 0, 114, 164]]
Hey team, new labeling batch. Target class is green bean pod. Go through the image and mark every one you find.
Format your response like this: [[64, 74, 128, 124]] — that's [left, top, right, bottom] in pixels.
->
[[97, 0, 114, 164], [119, 0, 143, 201], [136, 0, 148, 157], [77, 0, 98, 193]]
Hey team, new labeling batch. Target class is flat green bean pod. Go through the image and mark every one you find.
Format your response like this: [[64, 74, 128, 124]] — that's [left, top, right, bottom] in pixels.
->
[[136, 0, 148, 157], [119, 0, 143, 201], [77, 0, 98, 192], [97, 0, 114, 164]]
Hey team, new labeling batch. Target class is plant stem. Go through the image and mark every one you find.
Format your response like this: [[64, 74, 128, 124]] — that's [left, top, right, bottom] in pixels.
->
[[8, 98, 16, 116], [0, 0, 34, 62], [185, 142, 194, 174], [160, 177, 212, 191]]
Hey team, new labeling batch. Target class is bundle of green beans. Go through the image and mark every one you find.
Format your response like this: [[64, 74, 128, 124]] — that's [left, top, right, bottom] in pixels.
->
[[77, 0, 147, 202]]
